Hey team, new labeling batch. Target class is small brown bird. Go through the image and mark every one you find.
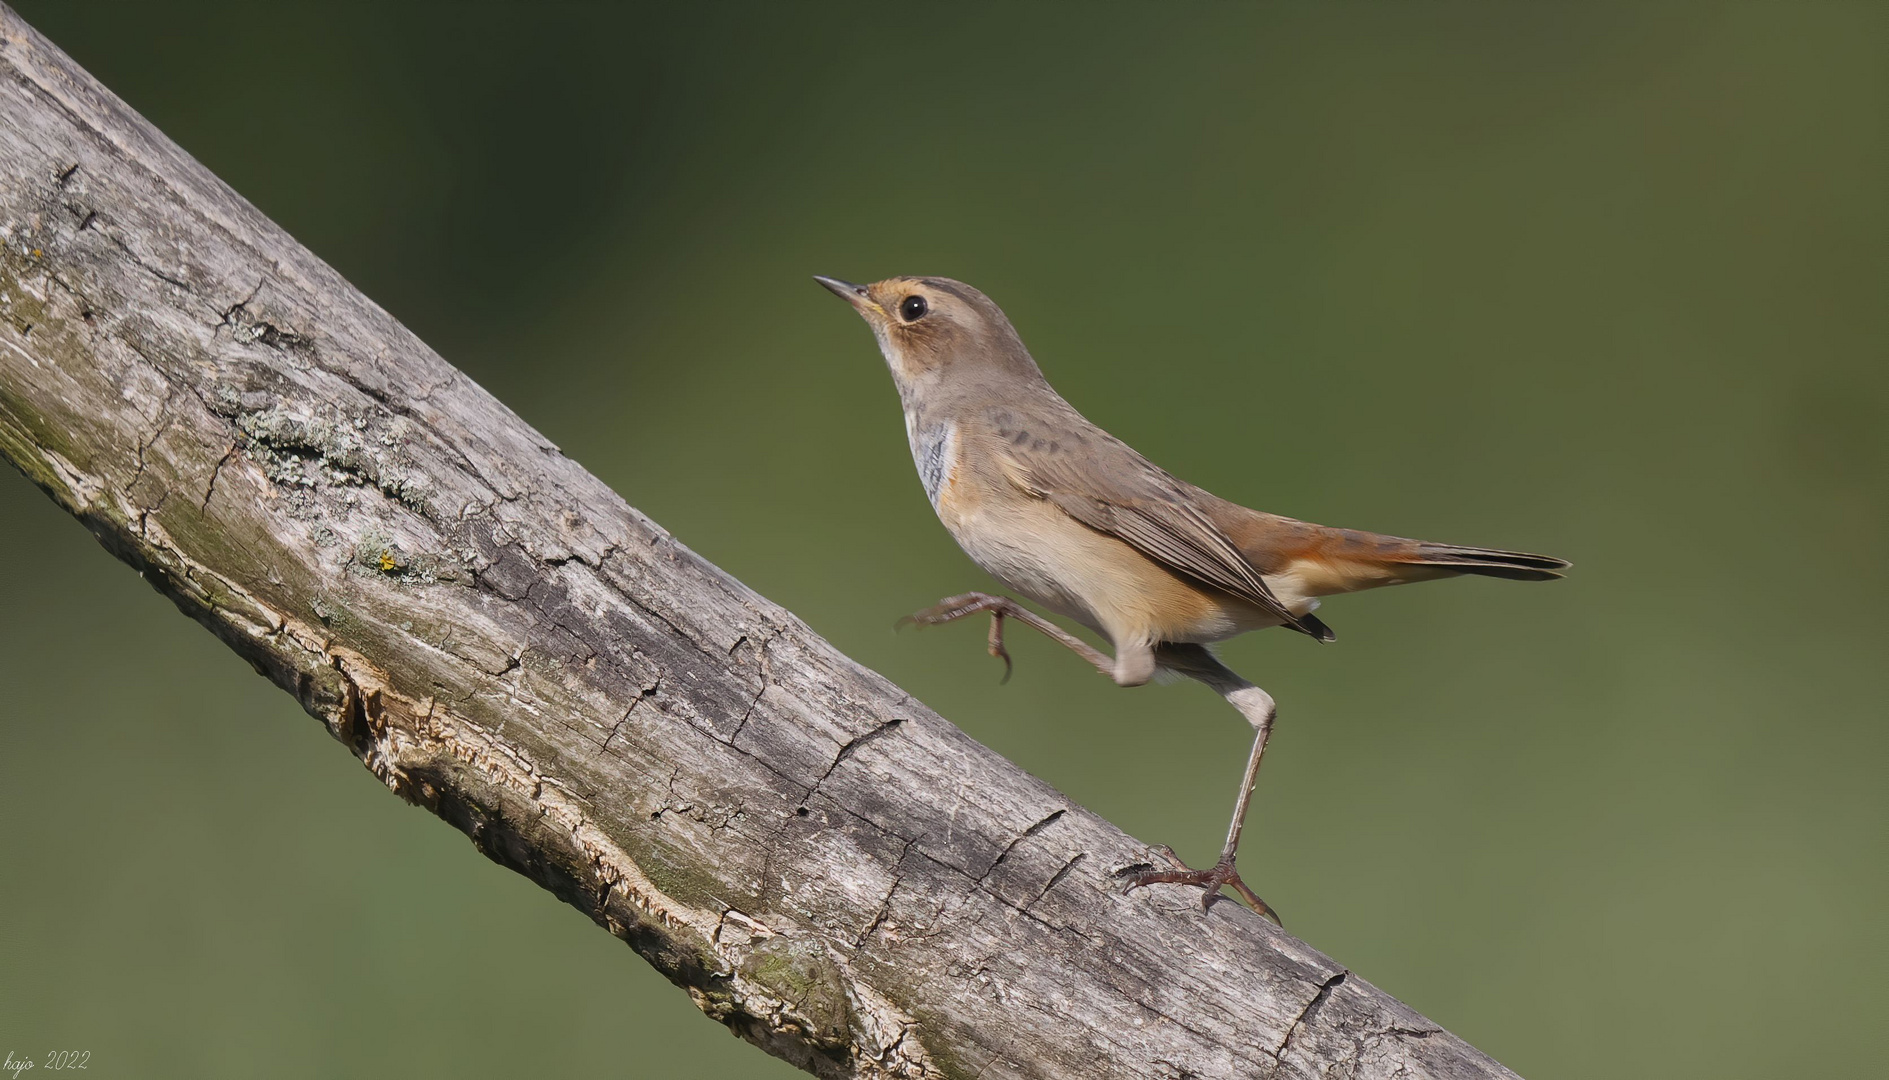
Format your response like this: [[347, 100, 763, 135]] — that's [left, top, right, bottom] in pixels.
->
[[816, 274, 1567, 922]]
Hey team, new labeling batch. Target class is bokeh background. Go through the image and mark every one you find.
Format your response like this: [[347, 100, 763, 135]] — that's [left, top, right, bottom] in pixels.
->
[[3, 2, 1885, 1077]]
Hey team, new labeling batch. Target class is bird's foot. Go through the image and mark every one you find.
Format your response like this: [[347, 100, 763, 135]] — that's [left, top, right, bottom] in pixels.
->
[[1118, 845, 1282, 925], [898, 591, 1017, 628], [896, 592, 1021, 681], [896, 592, 1115, 681]]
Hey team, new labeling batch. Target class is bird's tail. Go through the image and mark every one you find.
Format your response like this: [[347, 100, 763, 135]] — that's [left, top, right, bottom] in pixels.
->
[[1401, 542, 1570, 582]]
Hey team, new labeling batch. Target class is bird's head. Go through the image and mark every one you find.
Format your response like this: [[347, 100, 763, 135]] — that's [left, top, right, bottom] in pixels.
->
[[815, 275, 1040, 399]]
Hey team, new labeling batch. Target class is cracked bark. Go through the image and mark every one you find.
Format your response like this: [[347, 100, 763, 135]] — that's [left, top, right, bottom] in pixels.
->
[[0, 6, 1521, 1079]]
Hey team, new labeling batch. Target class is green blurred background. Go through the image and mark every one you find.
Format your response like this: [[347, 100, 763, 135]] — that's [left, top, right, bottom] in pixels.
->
[[3, 2, 1884, 1077]]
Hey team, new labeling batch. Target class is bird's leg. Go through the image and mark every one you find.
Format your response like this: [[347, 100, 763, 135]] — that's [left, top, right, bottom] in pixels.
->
[[899, 592, 1113, 681], [1125, 721, 1279, 921], [1118, 643, 1282, 925]]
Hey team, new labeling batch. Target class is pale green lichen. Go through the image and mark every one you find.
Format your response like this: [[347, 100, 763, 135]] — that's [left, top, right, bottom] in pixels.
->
[[236, 405, 435, 515]]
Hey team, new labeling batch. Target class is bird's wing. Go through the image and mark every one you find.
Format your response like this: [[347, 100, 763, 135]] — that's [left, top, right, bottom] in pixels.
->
[[996, 437, 1332, 642]]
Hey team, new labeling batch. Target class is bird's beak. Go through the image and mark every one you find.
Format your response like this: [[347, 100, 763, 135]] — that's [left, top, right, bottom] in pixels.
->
[[814, 275, 881, 316]]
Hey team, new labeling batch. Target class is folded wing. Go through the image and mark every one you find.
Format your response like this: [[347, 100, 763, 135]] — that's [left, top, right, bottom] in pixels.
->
[[997, 442, 1335, 642]]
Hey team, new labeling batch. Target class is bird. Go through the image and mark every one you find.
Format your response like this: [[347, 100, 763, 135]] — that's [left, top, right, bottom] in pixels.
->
[[815, 274, 1568, 923]]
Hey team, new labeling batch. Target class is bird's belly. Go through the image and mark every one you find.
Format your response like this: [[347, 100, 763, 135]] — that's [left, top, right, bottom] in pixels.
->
[[944, 505, 1097, 625], [940, 498, 1282, 645]]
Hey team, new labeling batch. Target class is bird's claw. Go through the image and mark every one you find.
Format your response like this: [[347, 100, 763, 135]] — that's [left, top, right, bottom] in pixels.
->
[[987, 614, 1014, 683], [1117, 846, 1282, 925]]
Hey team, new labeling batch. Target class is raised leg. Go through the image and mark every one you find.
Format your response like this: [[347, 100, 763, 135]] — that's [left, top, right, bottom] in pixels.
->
[[899, 592, 1113, 681], [1118, 643, 1283, 924]]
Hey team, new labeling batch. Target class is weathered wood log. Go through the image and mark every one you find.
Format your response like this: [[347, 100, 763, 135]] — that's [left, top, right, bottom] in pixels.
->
[[0, 7, 1519, 1078]]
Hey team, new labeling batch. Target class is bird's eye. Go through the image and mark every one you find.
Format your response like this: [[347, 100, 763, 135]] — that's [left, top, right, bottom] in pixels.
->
[[899, 295, 928, 322]]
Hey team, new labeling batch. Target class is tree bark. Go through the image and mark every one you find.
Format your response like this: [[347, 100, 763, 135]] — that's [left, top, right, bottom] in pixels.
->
[[0, 7, 1520, 1078]]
